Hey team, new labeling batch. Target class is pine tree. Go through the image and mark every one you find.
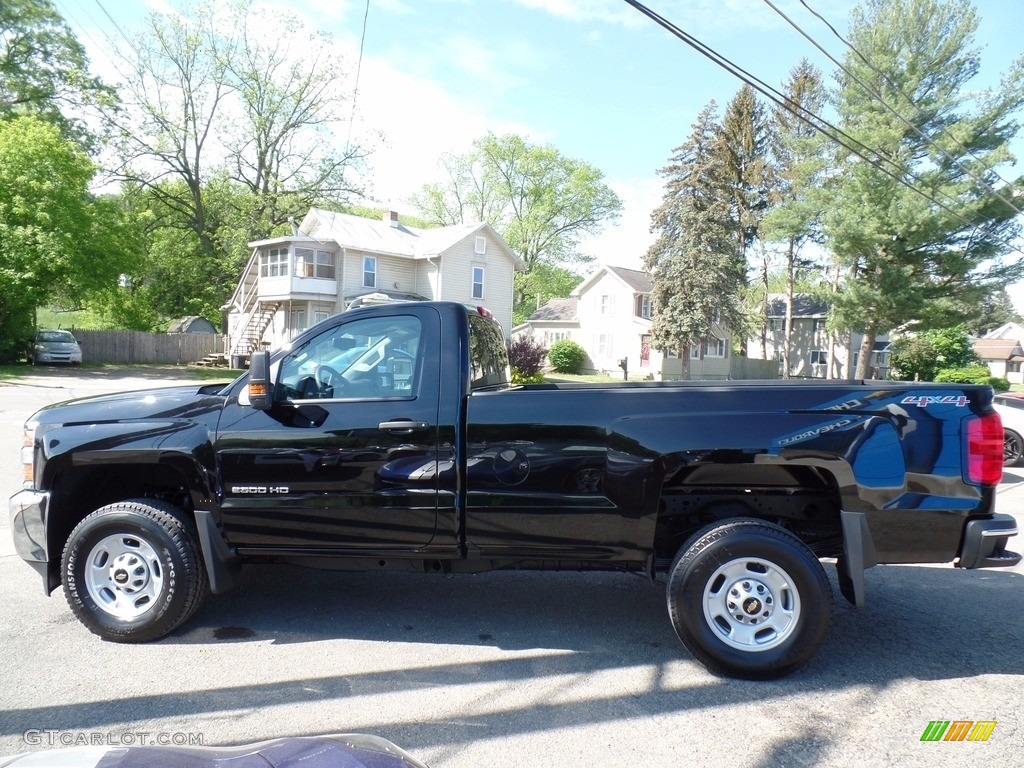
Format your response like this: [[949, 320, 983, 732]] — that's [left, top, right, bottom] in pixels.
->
[[826, 0, 1024, 378], [762, 60, 830, 377], [645, 103, 747, 377]]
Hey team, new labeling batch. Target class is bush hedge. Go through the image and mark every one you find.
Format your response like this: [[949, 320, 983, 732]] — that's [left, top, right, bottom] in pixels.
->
[[934, 365, 1010, 392], [548, 339, 586, 374]]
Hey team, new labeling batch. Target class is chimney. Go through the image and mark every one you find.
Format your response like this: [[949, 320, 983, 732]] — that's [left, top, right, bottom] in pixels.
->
[[384, 210, 399, 228]]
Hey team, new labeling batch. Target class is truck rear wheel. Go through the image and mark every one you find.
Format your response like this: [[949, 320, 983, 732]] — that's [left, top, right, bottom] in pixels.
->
[[61, 499, 209, 642], [667, 519, 832, 679]]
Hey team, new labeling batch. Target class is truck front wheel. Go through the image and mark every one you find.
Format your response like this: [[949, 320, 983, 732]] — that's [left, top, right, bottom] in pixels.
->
[[61, 499, 209, 642], [667, 519, 832, 679]]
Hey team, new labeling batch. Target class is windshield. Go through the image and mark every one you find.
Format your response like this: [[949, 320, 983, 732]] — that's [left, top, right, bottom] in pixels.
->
[[36, 331, 77, 343]]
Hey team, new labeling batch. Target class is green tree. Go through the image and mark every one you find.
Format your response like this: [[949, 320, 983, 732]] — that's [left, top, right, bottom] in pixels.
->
[[965, 288, 1021, 336], [513, 263, 583, 326], [414, 132, 621, 314], [0, 116, 137, 359], [110, 0, 367, 325], [889, 325, 979, 380], [645, 103, 746, 377], [761, 60, 830, 376], [0, 0, 115, 146], [826, 0, 1024, 378]]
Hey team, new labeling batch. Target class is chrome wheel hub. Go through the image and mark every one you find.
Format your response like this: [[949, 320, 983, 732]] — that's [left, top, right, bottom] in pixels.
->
[[702, 557, 801, 652], [84, 534, 164, 619]]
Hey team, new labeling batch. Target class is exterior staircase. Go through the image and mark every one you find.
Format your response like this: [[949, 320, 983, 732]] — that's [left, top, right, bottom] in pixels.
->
[[229, 300, 281, 359]]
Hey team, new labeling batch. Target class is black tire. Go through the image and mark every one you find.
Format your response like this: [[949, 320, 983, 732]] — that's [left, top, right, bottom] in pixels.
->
[[666, 518, 832, 679], [1004, 429, 1023, 467], [61, 499, 209, 642]]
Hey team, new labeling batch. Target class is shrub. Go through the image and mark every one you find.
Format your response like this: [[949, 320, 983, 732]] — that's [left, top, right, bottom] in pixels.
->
[[934, 365, 1010, 392], [510, 370, 545, 384], [889, 325, 978, 381], [508, 336, 547, 378], [548, 339, 586, 374]]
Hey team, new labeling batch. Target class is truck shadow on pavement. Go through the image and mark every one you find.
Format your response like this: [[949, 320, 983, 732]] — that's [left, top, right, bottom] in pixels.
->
[[179, 561, 1023, 684], [1, 564, 1020, 760]]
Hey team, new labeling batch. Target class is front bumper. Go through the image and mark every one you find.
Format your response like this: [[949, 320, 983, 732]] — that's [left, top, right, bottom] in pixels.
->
[[9, 489, 53, 591], [957, 514, 1021, 568]]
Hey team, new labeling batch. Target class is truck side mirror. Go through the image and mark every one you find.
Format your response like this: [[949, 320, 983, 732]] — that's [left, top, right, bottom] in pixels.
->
[[248, 350, 272, 411]]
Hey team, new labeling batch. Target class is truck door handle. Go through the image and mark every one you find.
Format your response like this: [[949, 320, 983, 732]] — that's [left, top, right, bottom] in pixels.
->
[[378, 420, 429, 432]]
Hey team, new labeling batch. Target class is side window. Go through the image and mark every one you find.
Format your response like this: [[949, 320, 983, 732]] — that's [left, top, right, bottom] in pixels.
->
[[276, 315, 422, 401]]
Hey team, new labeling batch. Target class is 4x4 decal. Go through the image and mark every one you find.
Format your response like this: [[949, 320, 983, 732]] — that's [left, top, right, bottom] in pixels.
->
[[901, 395, 970, 408]]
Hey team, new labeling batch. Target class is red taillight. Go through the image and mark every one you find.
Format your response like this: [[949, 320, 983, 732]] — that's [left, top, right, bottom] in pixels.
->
[[966, 412, 1003, 485], [476, 305, 493, 319]]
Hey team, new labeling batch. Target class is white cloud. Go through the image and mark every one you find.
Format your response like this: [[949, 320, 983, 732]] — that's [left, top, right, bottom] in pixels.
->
[[578, 175, 664, 270], [347, 55, 538, 211]]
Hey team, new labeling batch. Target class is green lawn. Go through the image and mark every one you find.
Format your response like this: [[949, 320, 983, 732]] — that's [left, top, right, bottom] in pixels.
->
[[35, 307, 117, 331]]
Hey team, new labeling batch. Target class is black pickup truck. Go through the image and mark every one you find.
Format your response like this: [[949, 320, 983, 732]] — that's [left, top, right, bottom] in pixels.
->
[[10, 301, 1020, 678]]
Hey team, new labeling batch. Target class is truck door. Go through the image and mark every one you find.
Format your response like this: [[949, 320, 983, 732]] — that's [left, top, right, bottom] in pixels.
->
[[214, 305, 443, 551]]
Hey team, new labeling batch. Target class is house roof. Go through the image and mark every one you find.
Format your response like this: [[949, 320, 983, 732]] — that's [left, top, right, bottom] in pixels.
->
[[573, 264, 653, 297], [972, 338, 1024, 360], [983, 321, 1024, 340], [765, 293, 830, 318], [167, 316, 216, 334], [283, 208, 525, 270], [527, 297, 579, 323], [607, 266, 653, 293]]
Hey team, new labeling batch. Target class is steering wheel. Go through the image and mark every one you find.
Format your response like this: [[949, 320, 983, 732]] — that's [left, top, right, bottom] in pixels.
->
[[315, 365, 342, 392]]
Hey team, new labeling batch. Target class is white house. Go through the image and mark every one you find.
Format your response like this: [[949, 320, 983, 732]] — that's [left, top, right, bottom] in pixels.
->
[[514, 265, 738, 380], [514, 265, 661, 377], [224, 208, 523, 362], [972, 322, 1024, 384]]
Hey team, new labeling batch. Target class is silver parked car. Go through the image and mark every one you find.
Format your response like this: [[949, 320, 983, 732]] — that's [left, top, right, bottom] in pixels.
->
[[993, 392, 1024, 467], [30, 329, 82, 366]]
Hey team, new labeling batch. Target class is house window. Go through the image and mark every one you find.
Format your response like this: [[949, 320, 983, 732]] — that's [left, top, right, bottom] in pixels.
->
[[472, 265, 485, 300], [545, 330, 568, 344], [703, 336, 726, 358], [711, 308, 722, 325], [597, 334, 611, 357], [362, 256, 376, 288], [260, 247, 289, 278], [290, 309, 306, 333], [315, 250, 335, 279], [293, 249, 334, 279], [313, 306, 331, 325], [689, 345, 700, 360], [810, 349, 828, 365], [813, 318, 827, 335], [600, 295, 614, 316], [769, 317, 786, 332], [635, 294, 652, 319], [474, 236, 487, 255]]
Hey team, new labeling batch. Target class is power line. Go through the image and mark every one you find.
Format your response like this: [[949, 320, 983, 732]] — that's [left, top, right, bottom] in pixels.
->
[[92, 0, 141, 58], [620, 0, 1023, 259], [343, 0, 370, 161], [763, 0, 1024, 218]]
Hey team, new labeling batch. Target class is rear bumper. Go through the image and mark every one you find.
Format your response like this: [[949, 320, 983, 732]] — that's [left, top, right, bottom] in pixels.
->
[[957, 514, 1021, 568], [8, 489, 53, 591]]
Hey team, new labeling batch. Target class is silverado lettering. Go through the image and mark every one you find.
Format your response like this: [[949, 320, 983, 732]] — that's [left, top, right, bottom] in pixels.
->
[[9, 301, 1020, 679]]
